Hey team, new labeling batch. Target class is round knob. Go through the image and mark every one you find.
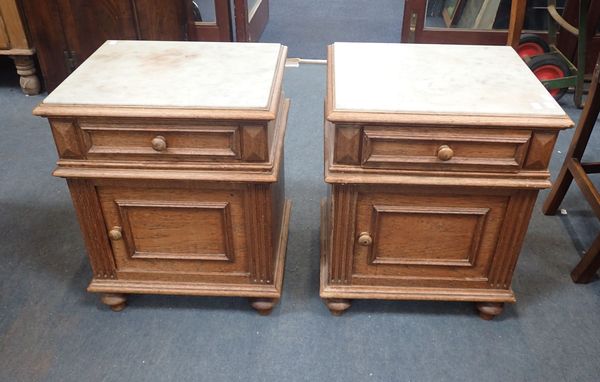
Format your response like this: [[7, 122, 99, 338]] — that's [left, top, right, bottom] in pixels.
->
[[437, 145, 454, 161], [151, 136, 167, 152], [108, 226, 122, 241], [358, 232, 373, 246]]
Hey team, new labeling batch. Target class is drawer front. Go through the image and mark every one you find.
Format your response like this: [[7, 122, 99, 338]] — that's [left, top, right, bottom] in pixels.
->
[[345, 186, 515, 288], [97, 184, 251, 283], [81, 122, 242, 162], [360, 127, 531, 172]]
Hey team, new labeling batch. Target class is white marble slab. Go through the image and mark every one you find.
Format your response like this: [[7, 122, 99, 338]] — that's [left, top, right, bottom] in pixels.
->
[[43, 40, 284, 109], [333, 42, 566, 117]]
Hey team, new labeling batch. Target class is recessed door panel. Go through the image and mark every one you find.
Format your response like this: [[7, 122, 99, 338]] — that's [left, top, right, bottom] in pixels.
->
[[98, 184, 250, 281], [352, 187, 509, 284]]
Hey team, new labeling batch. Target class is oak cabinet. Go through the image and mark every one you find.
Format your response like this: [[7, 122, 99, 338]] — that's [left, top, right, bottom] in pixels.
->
[[322, 43, 573, 319], [35, 41, 290, 314]]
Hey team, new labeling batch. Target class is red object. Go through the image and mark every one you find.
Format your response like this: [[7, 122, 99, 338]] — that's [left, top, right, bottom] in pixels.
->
[[517, 42, 546, 58], [532, 64, 565, 97]]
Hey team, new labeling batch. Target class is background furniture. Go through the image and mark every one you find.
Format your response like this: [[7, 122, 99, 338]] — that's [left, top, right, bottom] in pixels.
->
[[33, 41, 291, 314], [19, 0, 270, 92], [0, 0, 39, 94], [543, 55, 600, 283], [321, 42, 572, 319], [401, 0, 600, 77]]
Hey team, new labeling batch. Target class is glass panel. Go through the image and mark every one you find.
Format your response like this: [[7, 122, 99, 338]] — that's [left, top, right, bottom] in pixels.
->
[[425, 0, 566, 31], [247, 0, 261, 22], [192, 0, 216, 23]]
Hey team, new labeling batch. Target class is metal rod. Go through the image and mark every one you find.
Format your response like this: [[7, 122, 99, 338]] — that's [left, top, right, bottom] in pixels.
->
[[548, 4, 579, 36]]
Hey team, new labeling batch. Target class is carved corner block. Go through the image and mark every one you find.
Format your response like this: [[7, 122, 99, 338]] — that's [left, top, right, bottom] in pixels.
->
[[524, 132, 558, 170], [50, 119, 84, 159], [242, 125, 269, 161], [334, 125, 361, 164]]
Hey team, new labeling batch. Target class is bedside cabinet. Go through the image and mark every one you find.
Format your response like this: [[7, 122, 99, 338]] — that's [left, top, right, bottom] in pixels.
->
[[34, 41, 291, 315], [321, 43, 573, 319]]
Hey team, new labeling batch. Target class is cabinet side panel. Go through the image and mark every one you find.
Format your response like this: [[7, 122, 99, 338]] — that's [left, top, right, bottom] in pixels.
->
[[488, 189, 538, 288], [271, 147, 285, 267], [66, 178, 116, 279]]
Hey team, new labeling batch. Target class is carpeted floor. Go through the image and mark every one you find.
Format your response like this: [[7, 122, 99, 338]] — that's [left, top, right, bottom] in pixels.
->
[[1, 1, 600, 380]]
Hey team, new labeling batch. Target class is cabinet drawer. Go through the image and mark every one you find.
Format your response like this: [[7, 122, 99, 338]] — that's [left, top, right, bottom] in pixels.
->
[[97, 184, 251, 283], [81, 122, 242, 162], [360, 127, 531, 172]]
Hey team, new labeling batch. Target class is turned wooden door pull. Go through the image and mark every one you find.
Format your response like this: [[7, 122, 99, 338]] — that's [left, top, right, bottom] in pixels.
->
[[437, 145, 454, 161], [358, 232, 373, 246], [151, 135, 167, 151], [108, 226, 123, 241]]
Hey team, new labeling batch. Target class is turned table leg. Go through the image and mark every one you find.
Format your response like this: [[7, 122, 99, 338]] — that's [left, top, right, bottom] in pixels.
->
[[100, 293, 127, 312], [476, 302, 504, 320], [11, 55, 41, 95], [325, 298, 351, 316], [249, 298, 278, 316]]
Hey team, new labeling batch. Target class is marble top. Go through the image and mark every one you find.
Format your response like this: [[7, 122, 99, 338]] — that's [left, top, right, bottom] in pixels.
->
[[43, 40, 284, 109], [332, 42, 566, 117]]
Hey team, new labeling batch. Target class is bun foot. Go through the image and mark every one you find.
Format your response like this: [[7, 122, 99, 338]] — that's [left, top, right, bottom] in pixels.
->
[[100, 293, 127, 312], [476, 302, 504, 320], [325, 298, 351, 316], [249, 298, 277, 316]]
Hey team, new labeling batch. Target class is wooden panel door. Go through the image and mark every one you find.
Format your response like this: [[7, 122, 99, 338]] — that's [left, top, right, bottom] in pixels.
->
[[349, 186, 511, 290], [97, 183, 252, 284], [234, 0, 268, 42]]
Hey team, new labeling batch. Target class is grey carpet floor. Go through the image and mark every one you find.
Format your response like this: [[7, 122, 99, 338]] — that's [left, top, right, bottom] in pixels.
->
[[1, 50, 600, 380], [260, 0, 405, 58]]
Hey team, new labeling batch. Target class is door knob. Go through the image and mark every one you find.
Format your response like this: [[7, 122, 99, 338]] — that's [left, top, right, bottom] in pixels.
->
[[108, 226, 122, 241], [358, 232, 373, 246]]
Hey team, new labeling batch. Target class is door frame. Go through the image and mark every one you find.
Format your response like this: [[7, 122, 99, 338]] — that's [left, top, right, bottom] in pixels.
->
[[234, 0, 268, 42]]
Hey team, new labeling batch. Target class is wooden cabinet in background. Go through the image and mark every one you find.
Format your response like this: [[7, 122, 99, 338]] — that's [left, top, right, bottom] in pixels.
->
[[20, 0, 190, 92], [19, 0, 270, 92], [321, 43, 573, 319], [0, 0, 39, 94], [34, 41, 291, 315]]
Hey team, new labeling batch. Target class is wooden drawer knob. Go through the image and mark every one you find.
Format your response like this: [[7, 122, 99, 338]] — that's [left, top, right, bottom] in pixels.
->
[[358, 232, 373, 246], [437, 145, 454, 161], [108, 226, 122, 241], [151, 136, 167, 152]]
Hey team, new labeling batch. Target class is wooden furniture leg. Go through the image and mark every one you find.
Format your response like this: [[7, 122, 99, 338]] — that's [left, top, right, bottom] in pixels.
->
[[542, 57, 600, 282], [476, 302, 504, 320], [507, 0, 527, 49], [11, 55, 40, 95], [249, 298, 278, 316], [325, 299, 351, 316], [100, 293, 127, 312], [571, 234, 600, 283]]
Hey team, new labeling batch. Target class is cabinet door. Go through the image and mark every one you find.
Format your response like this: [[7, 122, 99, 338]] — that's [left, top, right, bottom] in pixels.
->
[[97, 183, 251, 284], [234, 0, 268, 42], [341, 185, 531, 290]]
